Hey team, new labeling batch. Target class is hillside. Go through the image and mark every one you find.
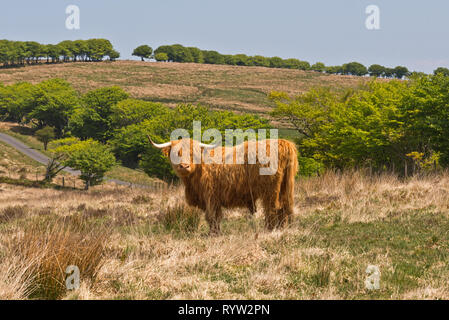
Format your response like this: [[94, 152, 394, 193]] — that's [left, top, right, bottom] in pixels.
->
[[0, 60, 367, 116]]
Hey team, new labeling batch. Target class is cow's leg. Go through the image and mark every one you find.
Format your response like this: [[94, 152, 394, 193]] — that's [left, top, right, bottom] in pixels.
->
[[276, 204, 293, 228], [262, 193, 280, 230], [262, 176, 284, 230], [205, 202, 223, 235], [247, 198, 257, 215], [279, 192, 294, 227]]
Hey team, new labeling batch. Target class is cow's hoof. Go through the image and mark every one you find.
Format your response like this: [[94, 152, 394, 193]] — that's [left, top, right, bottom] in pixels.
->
[[208, 229, 221, 237]]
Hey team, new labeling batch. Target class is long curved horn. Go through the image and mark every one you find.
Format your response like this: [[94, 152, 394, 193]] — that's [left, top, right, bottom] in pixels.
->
[[147, 135, 172, 149], [199, 142, 218, 149]]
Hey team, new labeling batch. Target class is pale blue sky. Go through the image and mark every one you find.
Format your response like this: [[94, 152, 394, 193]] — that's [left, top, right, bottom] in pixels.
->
[[1, 0, 448, 73]]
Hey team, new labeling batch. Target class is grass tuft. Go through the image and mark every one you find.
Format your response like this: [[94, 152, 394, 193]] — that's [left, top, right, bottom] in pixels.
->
[[0, 205, 28, 224], [158, 203, 202, 233], [12, 218, 110, 299]]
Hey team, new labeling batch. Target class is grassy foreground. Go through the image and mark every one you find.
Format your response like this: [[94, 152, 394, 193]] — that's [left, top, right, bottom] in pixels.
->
[[0, 170, 447, 299]]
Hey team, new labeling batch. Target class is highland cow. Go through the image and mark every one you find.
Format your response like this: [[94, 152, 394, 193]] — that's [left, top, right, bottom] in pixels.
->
[[149, 137, 298, 234]]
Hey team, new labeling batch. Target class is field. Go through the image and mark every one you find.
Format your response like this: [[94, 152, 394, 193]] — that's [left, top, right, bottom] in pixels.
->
[[0, 170, 448, 299], [1, 61, 447, 301], [0, 60, 366, 116]]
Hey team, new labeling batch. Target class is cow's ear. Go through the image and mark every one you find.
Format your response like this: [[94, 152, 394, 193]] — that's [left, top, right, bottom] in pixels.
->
[[162, 146, 171, 157]]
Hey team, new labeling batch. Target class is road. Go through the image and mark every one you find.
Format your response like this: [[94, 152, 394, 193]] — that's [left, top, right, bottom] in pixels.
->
[[0, 132, 147, 188]]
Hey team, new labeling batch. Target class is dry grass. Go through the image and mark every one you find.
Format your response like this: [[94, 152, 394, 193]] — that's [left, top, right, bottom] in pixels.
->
[[12, 219, 109, 299], [0, 61, 368, 117], [0, 205, 27, 223], [157, 203, 202, 234], [0, 171, 448, 299]]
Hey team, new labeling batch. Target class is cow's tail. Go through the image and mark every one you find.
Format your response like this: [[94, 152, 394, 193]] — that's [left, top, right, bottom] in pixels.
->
[[281, 141, 298, 222]]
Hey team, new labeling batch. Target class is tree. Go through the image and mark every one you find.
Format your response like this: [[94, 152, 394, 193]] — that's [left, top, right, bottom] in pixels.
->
[[223, 55, 237, 65], [409, 71, 427, 78], [269, 57, 284, 68], [311, 62, 326, 72], [110, 98, 167, 128], [249, 55, 270, 67], [202, 50, 225, 64], [45, 44, 60, 63], [57, 40, 74, 62], [111, 120, 161, 169], [325, 66, 343, 74], [298, 61, 311, 71], [108, 50, 120, 61], [69, 86, 129, 141], [402, 74, 449, 166], [283, 58, 310, 70], [140, 144, 176, 181], [72, 40, 88, 62], [154, 45, 174, 62], [368, 64, 386, 77], [0, 82, 36, 123], [384, 68, 395, 78], [154, 44, 194, 63], [393, 66, 409, 79], [342, 62, 368, 76], [28, 79, 79, 137], [51, 138, 116, 189], [86, 39, 114, 61], [154, 52, 168, 62], [269, 76, 449, 175], [0, 40, 17, 66], [434, 67, 449, 77], [187, 47, 204, 63], [233, 54, 249, 66], [171, 44, 194, 62], [132, 45, 153, 61], [43, 154, 67, 182], [35, 126, 55, 150], [24, 41, 42, 64], [1, 38, 118, 67]]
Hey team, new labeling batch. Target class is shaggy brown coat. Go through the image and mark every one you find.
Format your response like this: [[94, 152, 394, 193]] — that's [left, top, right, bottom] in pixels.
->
[[157, 138, 298, 234]]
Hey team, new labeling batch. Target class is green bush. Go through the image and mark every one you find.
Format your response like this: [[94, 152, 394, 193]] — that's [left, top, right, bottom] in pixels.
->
[[298, 156, 324, 176], [271, 74, 449, 174], [50, 138, 116, 189]]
